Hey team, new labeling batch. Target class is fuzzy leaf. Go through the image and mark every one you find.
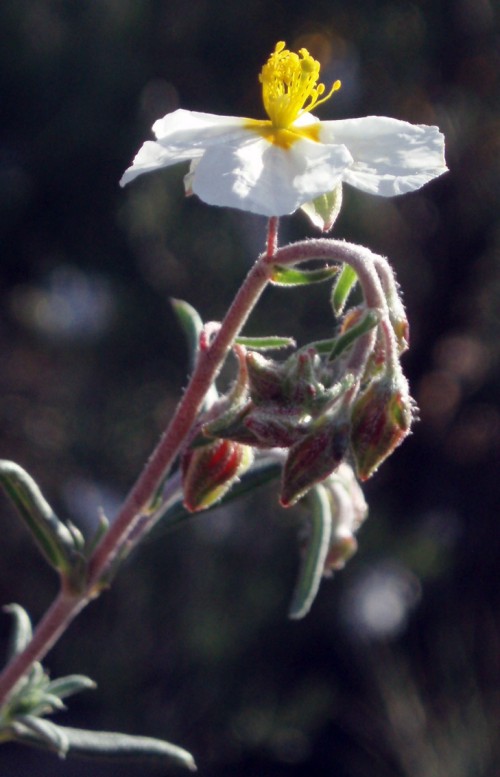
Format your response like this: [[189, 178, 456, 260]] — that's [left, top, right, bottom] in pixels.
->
[[170, 299, 204, 368], [288, 485, 332, 619], [234, 336, 296, 351], [3, 604, 33, 660], [45, 675, 97, 700], [13, 715, 70, 756], [171, 299, 218, 410], [329, 309, 380, 361], [0, 461, 77, 573], [271, 265, 339, 286], [11, 720, 197, 770], [331, 264, 358, 316]]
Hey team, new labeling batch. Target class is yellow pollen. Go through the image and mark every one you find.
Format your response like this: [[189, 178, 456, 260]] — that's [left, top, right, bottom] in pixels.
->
[[258, 41, 341, 130]]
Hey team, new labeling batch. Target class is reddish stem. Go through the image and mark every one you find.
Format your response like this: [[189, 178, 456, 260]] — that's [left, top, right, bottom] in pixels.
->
[[87, 247, 276, 588], [0, 219, 280, 706]]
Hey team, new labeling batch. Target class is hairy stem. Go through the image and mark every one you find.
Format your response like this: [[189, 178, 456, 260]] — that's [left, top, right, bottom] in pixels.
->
[[0, 590, 87, 706], [0, 231, 387, 708], [0, 219, 280, 707], [274, 239, 387, 310]]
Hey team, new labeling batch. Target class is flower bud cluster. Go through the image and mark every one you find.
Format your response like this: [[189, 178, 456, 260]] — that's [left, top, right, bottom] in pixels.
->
[[199, 332, 413, 510], [181, 252, 414, 529]]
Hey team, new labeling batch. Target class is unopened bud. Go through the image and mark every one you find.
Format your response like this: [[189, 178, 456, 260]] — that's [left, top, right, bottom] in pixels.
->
[[322, 463, 368, 574], [244, 407, 305, 448], [182, 438, 254, 512], [350, 376, 414, 480], [280, 419, 350, 507], [246, 352, 286, 403]]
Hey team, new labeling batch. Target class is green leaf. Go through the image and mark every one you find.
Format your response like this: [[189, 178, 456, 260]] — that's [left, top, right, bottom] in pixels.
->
[[328, 309, 380, 362], [84, 511, 109, 557], [0, 461, 77, 573], [331, 264, 358, 316], [271, 265, 339, 286], [13, 714, 70, 756], [170, 298, 203, 369], [10, 720, 197, 770], [45, 675, 96, 700], [3, 604, 33, 660], [288, 484, 332, 620], [234, 336, 296, 351], [171, 298, 218, 409]]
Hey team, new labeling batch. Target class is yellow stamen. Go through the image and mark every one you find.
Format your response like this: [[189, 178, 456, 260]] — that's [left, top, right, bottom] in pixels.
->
[[259, 41, 341, 130]]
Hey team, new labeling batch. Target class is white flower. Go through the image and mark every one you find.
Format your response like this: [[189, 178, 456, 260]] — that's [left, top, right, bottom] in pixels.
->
[[120, 42, 447, 218]]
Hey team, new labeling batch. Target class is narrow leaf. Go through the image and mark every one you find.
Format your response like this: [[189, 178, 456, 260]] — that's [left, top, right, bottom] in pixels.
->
[[328, 310, 380, 361], [14, 715, 70, 756], [3, 604, 32, 660], [45, 675, 97, 700], [331, 264, 358, 316], [288, 484, 332, 620], [171, 299, 218, 409], [13, 722, 197, 770], [235, 336, 296, 351], [84, 512, 109, 557], [170, 299, 203, 368], [0, 461, 75, 572], [271, 265, 339, 286]]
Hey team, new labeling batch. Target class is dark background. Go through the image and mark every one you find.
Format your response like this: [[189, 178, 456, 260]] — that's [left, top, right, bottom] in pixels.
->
[[0, 0, 499, 775]]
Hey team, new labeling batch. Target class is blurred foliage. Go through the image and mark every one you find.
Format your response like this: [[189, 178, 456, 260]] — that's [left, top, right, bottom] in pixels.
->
[[0, 0, 499, 775]]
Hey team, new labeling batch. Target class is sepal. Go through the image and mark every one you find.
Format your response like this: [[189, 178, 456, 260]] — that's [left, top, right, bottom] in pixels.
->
[[299, 183, 343, 232], [350, 374, 414, 480]]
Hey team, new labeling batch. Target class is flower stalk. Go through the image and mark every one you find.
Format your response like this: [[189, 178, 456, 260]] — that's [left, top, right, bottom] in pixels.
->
[[0, 218, 282, 706]]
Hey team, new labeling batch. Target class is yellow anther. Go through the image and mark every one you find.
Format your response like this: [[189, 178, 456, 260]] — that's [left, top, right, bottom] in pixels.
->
[[259, 42, 341, 129]]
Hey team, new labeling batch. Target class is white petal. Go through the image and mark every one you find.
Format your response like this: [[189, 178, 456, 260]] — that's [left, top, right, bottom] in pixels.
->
[[192, 137, 353, 217], [152, 109, 249, 145], [119, 140, 198, 187], [120, 109, 249, 187], [320, 116, 447, 196]]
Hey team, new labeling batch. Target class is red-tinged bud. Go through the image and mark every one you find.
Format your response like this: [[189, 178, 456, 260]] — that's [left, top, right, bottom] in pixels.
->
[[340, 306, 364, 334], [280, 419, 350, 507], [182, 438, 254, 513], [286, 348, 323, 406], [350, 376, 414, 481], [392, 315, 410, 354], [244, 408, 305, 448], [203, 402, 262, 446], [246, 351, 286, 403]]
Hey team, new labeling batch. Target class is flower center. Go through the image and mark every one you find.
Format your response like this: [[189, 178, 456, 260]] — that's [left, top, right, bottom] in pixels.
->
[[259, 41, 341, 130]]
